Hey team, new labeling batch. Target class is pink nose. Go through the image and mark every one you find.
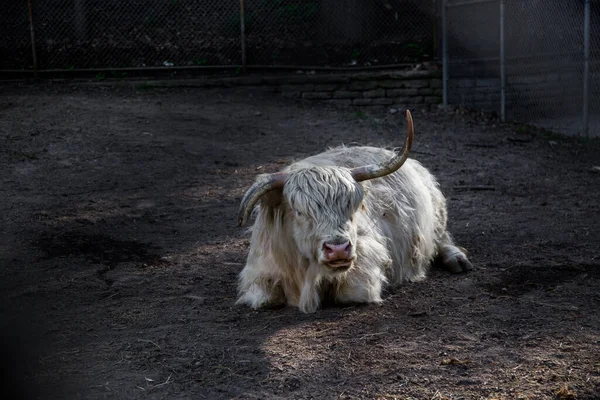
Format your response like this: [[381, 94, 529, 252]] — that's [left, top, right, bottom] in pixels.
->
[[323, 241, 352, 260]]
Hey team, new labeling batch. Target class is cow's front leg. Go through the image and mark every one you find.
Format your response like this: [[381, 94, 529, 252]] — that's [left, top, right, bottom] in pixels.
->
[[334, 265, 387, 305], [298, 264, 322, 313], [236, 262, 285, 309]]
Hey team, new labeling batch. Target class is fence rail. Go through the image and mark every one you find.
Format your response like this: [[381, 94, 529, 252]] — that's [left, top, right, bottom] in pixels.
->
[[0, 0, 437, 73]]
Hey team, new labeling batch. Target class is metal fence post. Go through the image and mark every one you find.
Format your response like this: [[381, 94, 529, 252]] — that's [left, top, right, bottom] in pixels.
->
[[27, 0, 39, 77], [240, 0, 247, 72], [442, 0, 448, 106], [500, 0, 506, 122], [583, 0, 590, 137]]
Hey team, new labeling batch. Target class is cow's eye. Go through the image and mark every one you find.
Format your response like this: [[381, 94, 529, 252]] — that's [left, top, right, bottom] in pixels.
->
[[295, 210, 303, 217]]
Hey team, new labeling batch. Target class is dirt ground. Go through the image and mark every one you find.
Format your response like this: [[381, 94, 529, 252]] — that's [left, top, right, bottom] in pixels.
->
[[1, 82, 599, 400]]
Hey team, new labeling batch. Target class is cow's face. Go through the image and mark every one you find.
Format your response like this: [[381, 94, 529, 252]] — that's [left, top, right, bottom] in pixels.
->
[[284, 167, 363, 272]]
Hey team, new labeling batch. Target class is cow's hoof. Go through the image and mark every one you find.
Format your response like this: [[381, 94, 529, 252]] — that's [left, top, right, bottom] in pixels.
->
[[439, 245, 473, 274], [299, 287, 320, 314]]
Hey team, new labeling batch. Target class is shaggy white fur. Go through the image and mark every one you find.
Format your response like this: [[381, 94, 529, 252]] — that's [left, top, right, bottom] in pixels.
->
[[237, 146, 471, 313]]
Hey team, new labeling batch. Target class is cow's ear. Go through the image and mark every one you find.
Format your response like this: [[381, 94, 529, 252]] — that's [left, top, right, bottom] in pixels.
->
[[260, 187, 284, 209], [259, 188, 285, 227]]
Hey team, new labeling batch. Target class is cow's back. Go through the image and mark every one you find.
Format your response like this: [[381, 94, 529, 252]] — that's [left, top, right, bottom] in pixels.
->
[[287, 146, 395, 170]]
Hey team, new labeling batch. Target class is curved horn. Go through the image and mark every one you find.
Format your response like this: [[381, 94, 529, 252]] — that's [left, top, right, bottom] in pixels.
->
[[350, 109, 414, 182], [237, 171, 288, 227]]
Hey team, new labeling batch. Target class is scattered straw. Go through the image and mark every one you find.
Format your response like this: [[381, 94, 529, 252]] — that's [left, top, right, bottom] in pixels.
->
[[136, 338, 161, 349], [555, 384, 576, 400]]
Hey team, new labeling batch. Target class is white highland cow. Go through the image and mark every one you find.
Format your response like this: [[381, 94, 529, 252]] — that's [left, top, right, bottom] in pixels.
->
[[236, 111, 472, 313]]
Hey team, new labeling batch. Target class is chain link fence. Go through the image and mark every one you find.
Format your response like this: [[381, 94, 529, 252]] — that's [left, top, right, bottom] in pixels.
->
[[1, 0, 437, 73], [443, 0, 599, 137], [1, 1, 32, 70], [244, 0, 436, 67]]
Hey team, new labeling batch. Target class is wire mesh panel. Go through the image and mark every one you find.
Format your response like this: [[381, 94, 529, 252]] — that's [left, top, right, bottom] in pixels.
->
[[446, 0, 501, 113], [588, 0, 600, 135], [504, 0, 585, 134], [244, 0, 436, 67], [1, 0, 437, 72], [0, 2, 32, 70], [445, 0, 598, 136], [447, 0, 500, 64], [30, 0, 242, 70]]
